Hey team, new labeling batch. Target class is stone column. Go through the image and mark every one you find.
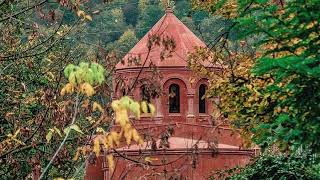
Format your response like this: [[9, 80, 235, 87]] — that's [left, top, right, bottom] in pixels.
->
[[155, 97, 163, 123], [186, 94, 195, 123]]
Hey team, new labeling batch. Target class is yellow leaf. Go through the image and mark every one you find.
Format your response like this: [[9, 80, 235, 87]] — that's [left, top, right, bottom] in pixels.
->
[[107, 134, 114, 148], [96, 127, 106, 134], [73, 148, 81, 161], [53, 178, 73, 180], [93, 138, 100, 156], [82, 146, 89, 156], [306, 21, 316, 29], [57, 31, 63, 36], [145, 157, 158, 163], [141, 101, 148, 113], [5, 112, 14, 118], [116, 108, 129, 128], [12, 129, 19, 137], [138, 139, 144, 145], [110, 132, 120, 146], [12, 138, 25, 145], [61, 83, 74, 96], [82, 99, 90, 108], [101, 136, 109, 150], [77, 10, 85, 18], [132, 129, 140, 143], [123, 123, 131, 132], [60, 87, 66, 96], [54, 127, 62, 137], [111, 100, 120, 111], [80, 83, 95, 96], [189, 77, 196, 84], [93, 102, 104, 113], [124, 129, 133, 145], [47, 72, 55, 81], [53, 178, 65, 180], [148, 103, 156, 116], [86, 116, 95, 124], [46, 130, 53, 143], [85, 15, 92, 21]]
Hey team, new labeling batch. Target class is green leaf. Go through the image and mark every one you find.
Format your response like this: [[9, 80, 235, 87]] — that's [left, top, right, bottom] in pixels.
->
[[54, 127, 62, 137], [64, 64, 76, 78], [256, 0, 268, 3], [69, 124, 83, 134], [63, 127, 70, 135], [46, 130, 54, 143]]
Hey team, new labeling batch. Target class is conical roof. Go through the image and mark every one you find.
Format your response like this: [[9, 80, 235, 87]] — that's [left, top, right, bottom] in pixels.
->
[[116, 9, 207, 70]]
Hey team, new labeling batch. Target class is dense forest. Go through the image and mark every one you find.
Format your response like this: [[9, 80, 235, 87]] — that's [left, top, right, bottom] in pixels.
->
[[75, 0, 232, 58], [1, 0, 319, 179]]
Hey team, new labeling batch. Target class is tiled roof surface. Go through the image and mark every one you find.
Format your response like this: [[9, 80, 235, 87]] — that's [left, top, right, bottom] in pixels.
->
[[116, 10, 208, 70]]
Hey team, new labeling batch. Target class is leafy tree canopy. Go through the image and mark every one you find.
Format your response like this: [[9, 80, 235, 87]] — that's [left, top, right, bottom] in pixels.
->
[[190, 0, 320, 153]]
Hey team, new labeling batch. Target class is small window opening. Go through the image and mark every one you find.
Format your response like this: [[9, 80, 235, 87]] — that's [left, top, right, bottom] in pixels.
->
[[141, 85, 151, 102], [169, 84, 180, 113], [141, 85, 151, 113], [199, 84, 206, 113]]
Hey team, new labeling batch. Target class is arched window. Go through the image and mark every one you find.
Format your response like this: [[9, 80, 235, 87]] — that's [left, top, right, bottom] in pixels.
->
[[140, 85, 152, 113], [140, 85, 150, 102], [199, 84, 207, 113], [169, 84, 180, 113]]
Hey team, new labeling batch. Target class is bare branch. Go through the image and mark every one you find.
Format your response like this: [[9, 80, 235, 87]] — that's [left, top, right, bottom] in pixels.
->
[[0, 0, 47, 23]]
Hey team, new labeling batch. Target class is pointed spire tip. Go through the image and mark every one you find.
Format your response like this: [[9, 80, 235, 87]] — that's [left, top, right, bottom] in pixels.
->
[[165, 7, 173, 14]]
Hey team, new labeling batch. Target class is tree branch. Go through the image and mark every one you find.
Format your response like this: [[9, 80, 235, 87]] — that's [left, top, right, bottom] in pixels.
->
[[0, 0, 47, 23]]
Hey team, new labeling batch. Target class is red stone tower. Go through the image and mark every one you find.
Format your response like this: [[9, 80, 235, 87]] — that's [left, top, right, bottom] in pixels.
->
[[114, 8, 214, 123], [85, 9, 256, 180]]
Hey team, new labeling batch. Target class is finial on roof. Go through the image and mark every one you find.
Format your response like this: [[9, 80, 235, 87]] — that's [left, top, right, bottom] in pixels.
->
[[165, 7, 173, 13], [165, 0, 175, 13]]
